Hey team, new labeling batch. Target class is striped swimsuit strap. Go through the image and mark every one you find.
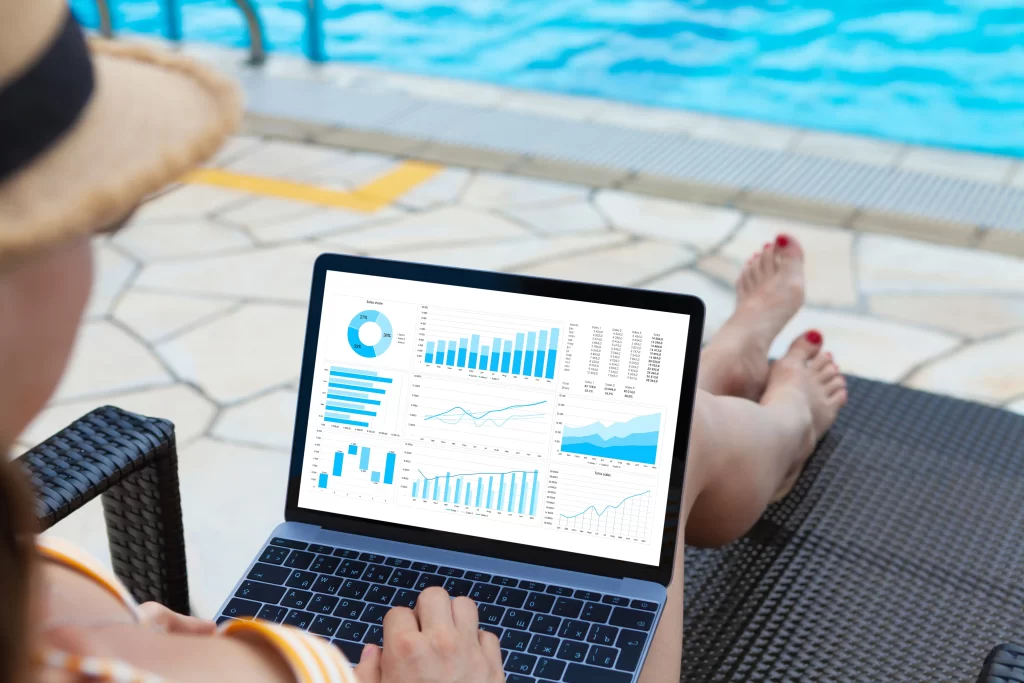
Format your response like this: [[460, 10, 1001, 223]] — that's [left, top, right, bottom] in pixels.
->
[[34, 537, 357, 683]]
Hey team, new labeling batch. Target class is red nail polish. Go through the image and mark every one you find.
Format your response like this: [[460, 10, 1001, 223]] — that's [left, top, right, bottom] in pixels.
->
[[764, 242, 772, 249], [776, 234, 790, 248], [805, 330, 822, 345]]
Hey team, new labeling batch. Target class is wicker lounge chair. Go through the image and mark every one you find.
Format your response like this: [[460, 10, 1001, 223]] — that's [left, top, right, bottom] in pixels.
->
[[15, 378, 1024, 681]]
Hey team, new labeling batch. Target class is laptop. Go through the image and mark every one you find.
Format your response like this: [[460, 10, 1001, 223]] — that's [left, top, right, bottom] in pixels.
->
[[216, 253, 704, 682]]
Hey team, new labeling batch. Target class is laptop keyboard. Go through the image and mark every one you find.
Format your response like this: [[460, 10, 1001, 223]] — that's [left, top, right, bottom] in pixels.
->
[[217, 537, 657, 682]]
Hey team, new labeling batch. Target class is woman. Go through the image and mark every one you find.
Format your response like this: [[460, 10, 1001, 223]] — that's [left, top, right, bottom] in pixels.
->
[[0, 1, 846, 681]]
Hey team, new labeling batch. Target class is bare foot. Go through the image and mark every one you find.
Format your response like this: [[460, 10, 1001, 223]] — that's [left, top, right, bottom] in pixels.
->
[[760, 330, 848, 501], [699, 234, 805, 400]]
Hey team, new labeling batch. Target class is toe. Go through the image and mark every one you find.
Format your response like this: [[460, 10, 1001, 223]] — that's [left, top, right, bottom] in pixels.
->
[[825, 376, 847, 397], [775, 233, 805, 263], [785, 329, 823, 362], [810, 351, 832, 372], [760, 243, 777, 278]]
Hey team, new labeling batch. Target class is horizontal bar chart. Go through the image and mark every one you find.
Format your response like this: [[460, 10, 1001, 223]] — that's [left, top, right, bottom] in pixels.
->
[[323, 366, 393, 428]]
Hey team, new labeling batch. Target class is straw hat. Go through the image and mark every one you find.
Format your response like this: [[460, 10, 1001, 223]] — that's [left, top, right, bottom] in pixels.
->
[[0, 0, 241, 267]]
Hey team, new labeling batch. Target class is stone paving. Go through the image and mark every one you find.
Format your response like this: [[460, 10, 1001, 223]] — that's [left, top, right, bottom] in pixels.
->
[[24, 135, 1024, 617]]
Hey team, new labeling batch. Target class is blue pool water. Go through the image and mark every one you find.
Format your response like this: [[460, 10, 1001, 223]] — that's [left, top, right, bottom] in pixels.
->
[[72, 0, 1024, 157]]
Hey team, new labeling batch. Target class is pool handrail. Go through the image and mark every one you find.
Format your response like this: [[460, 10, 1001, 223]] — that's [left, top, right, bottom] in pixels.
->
[[91, 0, 267, 65]]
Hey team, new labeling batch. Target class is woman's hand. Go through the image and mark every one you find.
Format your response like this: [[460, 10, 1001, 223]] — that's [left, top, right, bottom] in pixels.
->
[[354, 587, 504, 683], [139, 602, 217, 635]]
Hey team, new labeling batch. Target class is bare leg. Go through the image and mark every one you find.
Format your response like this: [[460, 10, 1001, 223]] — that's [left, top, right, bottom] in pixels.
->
[[639, 334, 848, 683], [698, 234, 805, 400]]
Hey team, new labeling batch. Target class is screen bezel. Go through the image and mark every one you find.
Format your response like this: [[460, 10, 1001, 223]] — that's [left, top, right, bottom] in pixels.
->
[[285, 253, 704, 586]]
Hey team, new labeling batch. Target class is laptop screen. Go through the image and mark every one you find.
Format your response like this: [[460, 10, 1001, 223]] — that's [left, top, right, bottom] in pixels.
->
[[296, 269, 692, 567]]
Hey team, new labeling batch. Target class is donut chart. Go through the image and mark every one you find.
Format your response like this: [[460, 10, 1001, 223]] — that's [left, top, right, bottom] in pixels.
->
[[348, 310, 393, 358]]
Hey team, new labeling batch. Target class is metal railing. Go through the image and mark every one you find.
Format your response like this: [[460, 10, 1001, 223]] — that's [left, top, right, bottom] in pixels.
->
[[92, 0, 267, 65]]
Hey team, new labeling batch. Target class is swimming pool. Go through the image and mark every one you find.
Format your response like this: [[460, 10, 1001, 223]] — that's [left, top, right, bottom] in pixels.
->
[[72, 0, 1024, 158]]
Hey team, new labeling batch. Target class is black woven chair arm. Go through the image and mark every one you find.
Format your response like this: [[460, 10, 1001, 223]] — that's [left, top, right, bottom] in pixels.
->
[[15, 405, 190, 615], [978, 643, 1024, 683]]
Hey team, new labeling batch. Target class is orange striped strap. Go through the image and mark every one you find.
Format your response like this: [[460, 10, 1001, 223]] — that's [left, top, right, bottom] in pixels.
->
[[220, 619, 358, 683], [36, 648, 167, 683]]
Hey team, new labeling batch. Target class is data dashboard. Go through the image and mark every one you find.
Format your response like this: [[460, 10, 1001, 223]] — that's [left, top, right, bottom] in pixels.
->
[[296, 270, 692, 566]]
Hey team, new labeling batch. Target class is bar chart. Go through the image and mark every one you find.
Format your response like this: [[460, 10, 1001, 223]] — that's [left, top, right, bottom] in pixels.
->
[[417, 306, 562, 380], [315, 440, 398, 498], [322, 364, 403, 434], [411, 467, 542, 516]]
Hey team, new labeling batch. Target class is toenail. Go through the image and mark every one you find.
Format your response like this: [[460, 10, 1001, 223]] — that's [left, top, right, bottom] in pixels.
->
[[776, 234, 790, 248], [805, 329, 823, 345], [764, 242, 772, 249]]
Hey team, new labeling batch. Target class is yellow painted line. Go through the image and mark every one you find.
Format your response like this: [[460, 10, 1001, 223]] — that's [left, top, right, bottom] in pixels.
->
[[182, 160, 443, 213]]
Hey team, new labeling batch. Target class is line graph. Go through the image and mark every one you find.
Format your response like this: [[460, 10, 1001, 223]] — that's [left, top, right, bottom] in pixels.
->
[[424, 400, 548, 427], [546, 466, 654, 543], [408, 376, 552, 454]]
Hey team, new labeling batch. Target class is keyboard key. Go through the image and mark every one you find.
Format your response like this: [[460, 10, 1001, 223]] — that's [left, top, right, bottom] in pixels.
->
[[281, 589, 313, 610], [308, 544, 335, 555], [520, 581, 546, 592], [308, 614, 341, 638], [411, 561, 438, 572], [479, 604, 505, 626], [257, 605, 288, 623], [581, 602, 611, 623], [358, 552, 386, 564], [216, 615, 236, 625], [339, 580, 369, 600], [360, 604, 390, 625], [443, 577, 474, 597], [333, 639, 363, 664], [470, 583, 500, 603], [552, 597, 583, 619], [505, 653, 537, 676], [502, 609, 532, 630], [529, 614, 561, 636], [364, 625, 384, 647], [310, 555, 340, 575], [524, 592, 555, 613], [609, 607, 655, 631], [337, 619, 368, 642], [313, 574, 342, 595], [491, 575, 518, 587], [500, 629, 531, 652], [534, 657, 567, 681], [308, 594, 339, 615], [587, 624, 619, 646], [574, 590, 603, 602], [285, 570, 317, 590], [259, 546, 289, 565], [270, 537, 308, 550], [528, 634, 559, 657], [437, 566, 464, 577], [502, 649, 510, 664], [384, 557, 411, 568], [362, 564, 393, 583], [414, 574, 446, 591], [497, 588, 528, 608], [559, 619, 589, 641], [283, 609, 314, 630], [479, 623, 502, 638], [630, 599, 658, 611], [545, 585, 573, 596], [614, 629, 647, 672], [235, 580, 286, 604], [563, 663, 631, 682], [507, 676, 534, 683], [387, 569, 419, 589], [391, 589, 418, 609], [336, 560, 367, 579], [284, 551, 315, 570], [587, 645, 618, 668], [556, 640, 588, 662], [364, 585, 396, 605], [223, 598, 261, 619], [465, 571, 491, 582], [602, 595, 630, 606], [247, 563, 289, 584], [333, 598, 365, 620], [332, 548, 359, 559]]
